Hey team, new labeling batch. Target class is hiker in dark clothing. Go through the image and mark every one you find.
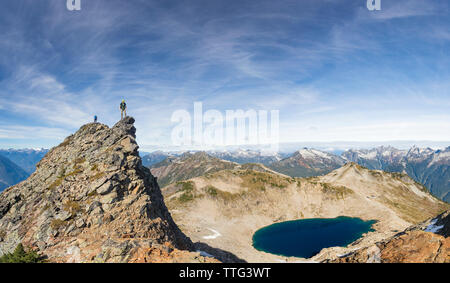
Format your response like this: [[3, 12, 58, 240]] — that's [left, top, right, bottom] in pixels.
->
[[120, 100, 127, 120], [94, 115, 98, 123]]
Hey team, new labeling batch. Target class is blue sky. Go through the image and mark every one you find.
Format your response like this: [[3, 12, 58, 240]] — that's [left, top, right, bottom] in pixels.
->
[[0, 0, 449, 151]]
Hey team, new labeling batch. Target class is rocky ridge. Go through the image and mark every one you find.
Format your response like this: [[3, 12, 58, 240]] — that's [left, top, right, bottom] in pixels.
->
[[0, 117, 231, 263], [329, 210, 450, 263], [150, 152, 242, 188]]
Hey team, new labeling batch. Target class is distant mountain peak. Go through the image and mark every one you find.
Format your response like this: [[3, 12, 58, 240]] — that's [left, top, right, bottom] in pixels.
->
[[208, 149, 284, 165], [294, 148, 337, 159], [269, 148, 345, 178], [0, 148, 49, 175]]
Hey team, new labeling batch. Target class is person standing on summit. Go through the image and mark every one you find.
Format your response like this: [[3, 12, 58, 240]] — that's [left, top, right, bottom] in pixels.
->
[[120, 99, 127, 120]]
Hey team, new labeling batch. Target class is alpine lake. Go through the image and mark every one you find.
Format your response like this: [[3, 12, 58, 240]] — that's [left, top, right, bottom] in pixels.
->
[[252, 216, 376, 258]]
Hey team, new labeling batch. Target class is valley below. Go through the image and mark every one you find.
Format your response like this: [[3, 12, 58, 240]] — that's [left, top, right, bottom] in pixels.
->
[[161, 164, 449, 262]]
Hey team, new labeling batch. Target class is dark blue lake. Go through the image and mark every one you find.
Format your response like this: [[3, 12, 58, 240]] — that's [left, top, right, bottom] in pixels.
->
[[252, 216, 376, 258]]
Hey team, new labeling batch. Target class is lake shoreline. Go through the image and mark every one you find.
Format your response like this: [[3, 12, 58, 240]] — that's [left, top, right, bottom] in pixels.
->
[[252, 216, 377, 258]]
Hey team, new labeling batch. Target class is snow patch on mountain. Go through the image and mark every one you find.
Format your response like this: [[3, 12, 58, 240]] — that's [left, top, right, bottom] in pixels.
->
[[428, 149, 450, 167], [424, 219, 444, 233]]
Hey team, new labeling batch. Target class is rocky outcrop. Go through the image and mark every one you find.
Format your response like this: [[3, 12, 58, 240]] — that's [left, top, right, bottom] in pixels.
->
[[329, 210, 450, 263], [0, 117, 230, 263]]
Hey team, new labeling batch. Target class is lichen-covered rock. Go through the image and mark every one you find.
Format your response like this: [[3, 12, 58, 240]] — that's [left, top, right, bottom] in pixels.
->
[[0, 117, 217, 263]]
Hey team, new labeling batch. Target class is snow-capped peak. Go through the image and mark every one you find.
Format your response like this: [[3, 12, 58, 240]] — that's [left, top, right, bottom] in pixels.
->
[[296, 148, 342, 162]]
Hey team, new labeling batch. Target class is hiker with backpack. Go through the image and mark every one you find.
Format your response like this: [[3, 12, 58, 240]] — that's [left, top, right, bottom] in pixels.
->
[[120, 99, 127, 120]]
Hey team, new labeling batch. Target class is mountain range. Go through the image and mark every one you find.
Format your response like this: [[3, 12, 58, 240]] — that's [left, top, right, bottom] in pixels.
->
[[0, 155, 29, 192], [342, 146, 450, 202], [268, 148, 346, 177], [144, 146, 449, 203], [0, 149, 48, 174], [208, 150, 286, 165], [142, 149, 287, 167], [150, 152, 241, 188], [149, 152, 281, 189], [1, 145, 447, 203], [0, 149, 49, 193], [141, 151, 174, 167]]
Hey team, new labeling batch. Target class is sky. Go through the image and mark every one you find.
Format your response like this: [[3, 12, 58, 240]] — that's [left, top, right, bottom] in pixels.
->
[[0, 0, 449, 152]]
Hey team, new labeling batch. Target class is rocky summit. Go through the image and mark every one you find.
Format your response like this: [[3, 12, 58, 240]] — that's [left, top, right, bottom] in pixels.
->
[[0, 117, 223, 263]]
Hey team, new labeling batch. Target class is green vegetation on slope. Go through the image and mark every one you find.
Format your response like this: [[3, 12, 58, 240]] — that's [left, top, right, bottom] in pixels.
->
[[0, 244, 43, 263], [177, 181, 195, 203]]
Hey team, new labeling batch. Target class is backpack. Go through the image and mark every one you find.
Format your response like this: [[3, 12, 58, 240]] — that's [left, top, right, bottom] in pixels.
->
[[120, 102, 126, 110]]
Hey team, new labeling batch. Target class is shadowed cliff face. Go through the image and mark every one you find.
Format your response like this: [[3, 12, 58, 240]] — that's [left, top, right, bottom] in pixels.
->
[[0, 117, 221, 262]]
